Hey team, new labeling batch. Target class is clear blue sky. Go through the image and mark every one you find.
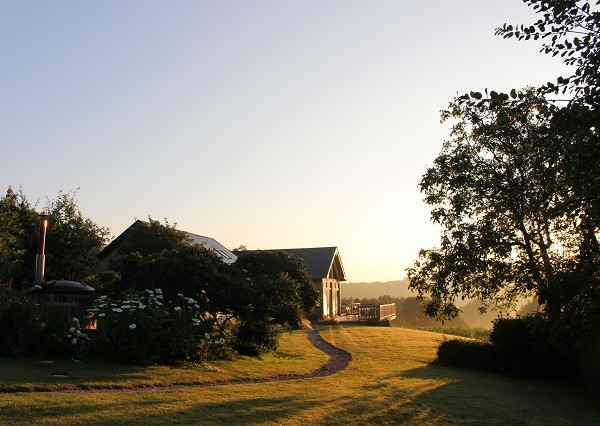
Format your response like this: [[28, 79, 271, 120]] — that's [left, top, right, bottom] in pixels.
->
[[1, 1, 569, 282]]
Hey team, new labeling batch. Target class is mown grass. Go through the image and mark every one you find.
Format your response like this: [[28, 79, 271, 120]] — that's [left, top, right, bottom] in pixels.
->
[[413, 326, 491, 341], [0, 331, 328, 392], [1, 325, 598, 425]]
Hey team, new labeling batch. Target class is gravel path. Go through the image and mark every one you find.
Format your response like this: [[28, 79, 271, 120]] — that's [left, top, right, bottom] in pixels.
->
[[49, 330, 351, 393]]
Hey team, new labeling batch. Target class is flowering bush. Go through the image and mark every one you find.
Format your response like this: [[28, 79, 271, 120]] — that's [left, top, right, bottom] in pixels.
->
[[89, 289, 232, 364]]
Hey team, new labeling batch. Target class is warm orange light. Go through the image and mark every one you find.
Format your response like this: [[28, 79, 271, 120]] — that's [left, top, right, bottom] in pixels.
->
[[84, 310, 97, 330]]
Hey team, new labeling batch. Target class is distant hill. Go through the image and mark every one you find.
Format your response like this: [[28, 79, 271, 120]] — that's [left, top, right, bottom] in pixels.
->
[[342, 279, 415, 300]]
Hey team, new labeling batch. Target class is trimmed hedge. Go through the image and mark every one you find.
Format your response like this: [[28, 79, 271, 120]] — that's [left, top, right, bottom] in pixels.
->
[[435, 315, 577, 380]]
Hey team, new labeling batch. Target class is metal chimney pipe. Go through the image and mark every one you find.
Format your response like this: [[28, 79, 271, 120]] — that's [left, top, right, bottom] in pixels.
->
[[34, 214, 48, 286]]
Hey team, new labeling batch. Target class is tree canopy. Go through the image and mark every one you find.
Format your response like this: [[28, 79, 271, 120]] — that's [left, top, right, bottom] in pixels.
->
[[408, 0, 600, 339], [0, 188, 107, 289], [497, 0, 600, 108]]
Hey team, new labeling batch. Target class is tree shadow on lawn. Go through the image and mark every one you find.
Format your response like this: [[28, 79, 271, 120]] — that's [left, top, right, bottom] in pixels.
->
[[393, 363, 600, 425], [0, 396, 161, 424], [95, 394, 317, 425], [313, 363, 600, 425]]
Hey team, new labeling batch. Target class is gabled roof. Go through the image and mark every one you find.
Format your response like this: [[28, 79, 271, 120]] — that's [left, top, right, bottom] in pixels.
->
[[97, 220, 237, 264], [234, 247, 346, 281]]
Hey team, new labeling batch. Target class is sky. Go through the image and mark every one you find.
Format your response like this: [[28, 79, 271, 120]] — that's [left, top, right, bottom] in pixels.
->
[[1, 1, 571, 282]]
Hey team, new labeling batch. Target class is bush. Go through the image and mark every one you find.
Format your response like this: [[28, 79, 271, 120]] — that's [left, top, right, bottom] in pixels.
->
[[232, 320, 283, 356], [434, 339, 495, 370], [490, 315, 574, 378], [574, 336, 600, 398], [0, 292, 87, 359], [89, 289, 231, 364]]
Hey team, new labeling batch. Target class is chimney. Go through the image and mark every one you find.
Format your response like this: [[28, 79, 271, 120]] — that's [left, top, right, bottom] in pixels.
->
[[34, 214, 48, 286]]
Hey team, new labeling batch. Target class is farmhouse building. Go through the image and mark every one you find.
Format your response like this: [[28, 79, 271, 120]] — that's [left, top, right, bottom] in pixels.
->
[[235, 247, 347, 319], [282, 247, 346, 318], [98, 221, 346, 319]]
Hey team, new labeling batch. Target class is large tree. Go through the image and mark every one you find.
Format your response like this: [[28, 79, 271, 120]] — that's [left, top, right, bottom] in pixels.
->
[[408, 0, 600, 338], [408, 89, 566, 318], [497, 0, 600, 109], [0, 188, 109, 289], [233, 250, 319, 327], [0, 188, 37, 290], [44, 191, 109, 281]]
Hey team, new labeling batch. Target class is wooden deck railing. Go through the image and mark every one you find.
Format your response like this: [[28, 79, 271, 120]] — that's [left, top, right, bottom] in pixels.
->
[[342, 303, 396, 322]]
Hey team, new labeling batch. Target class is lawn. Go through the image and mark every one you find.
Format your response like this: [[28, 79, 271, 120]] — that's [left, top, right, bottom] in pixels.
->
[[1, 325, 598, 425]]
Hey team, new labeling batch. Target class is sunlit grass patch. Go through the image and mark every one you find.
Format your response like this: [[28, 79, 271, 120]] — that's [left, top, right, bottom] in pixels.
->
[[0, 325, 598, 425], [413, 326, 491, 340]]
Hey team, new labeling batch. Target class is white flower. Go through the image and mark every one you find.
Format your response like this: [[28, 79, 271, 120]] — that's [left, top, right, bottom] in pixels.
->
[[112, 308, 123, 313], [71, 338, 77, 345], [155, 288, 162, 293], [219, 338, 225, 345], [69, 327, 76, 333], [174, 307, 181, 311], [129, 324, 137, 330], [72, 318, 79, 323], [98, 313, 105, 317]]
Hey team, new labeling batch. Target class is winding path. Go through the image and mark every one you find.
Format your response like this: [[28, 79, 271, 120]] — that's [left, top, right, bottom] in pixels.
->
[[56, 330, 351, 393]]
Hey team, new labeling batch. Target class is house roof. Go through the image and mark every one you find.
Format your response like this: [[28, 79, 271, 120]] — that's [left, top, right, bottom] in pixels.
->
[[97, 220, 237, 264], [233, 247, 346, 281]]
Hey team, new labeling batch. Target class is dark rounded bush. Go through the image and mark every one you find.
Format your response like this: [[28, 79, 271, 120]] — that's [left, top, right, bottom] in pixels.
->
[[434, 339, 495, 370], [232, 321, 281, 356], [490, 316, 575, 379]]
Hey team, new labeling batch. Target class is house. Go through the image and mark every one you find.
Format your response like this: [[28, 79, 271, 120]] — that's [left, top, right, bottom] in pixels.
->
[[98, 221, 347, 319], [235, 247, 347, 319], [97, 220, 237, 270], [283, 247, 346, 318]]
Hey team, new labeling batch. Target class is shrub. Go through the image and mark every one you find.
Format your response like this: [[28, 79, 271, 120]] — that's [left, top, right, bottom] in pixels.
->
[[574, 336, 600, 398], [490, 315, 575, 378], [232, 320, 283, 356], [434, 339, 495, 370], [0, 292, 87, 359], [89, 289, 230, 364]]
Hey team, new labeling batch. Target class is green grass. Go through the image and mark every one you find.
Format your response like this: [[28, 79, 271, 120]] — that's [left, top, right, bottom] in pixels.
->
[[0, 331, 328, 392], [412, 326, 491, 341], [1, 325, 598, 425]]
